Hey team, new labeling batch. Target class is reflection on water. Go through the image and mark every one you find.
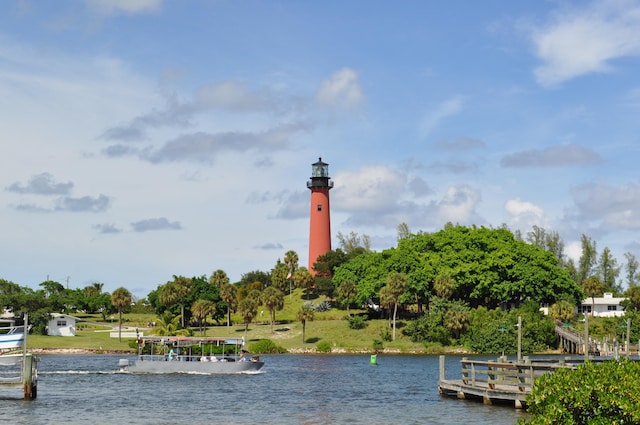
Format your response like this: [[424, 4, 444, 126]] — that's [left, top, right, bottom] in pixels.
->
[[0, 354, 529, 425]]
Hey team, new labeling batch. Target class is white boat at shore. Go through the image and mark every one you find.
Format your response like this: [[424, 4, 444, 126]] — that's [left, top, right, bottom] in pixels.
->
[[119, 335, 264, 374], [0, 318, 38, 399], [0, 324, 27, 351]]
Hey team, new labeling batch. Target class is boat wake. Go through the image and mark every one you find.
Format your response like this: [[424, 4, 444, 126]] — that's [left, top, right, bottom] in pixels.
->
[[39, 370, 122, 375]]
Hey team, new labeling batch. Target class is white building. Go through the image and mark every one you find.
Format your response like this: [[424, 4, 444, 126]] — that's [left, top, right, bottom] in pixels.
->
[[578, 293, 626, 317], [47, 313, 79, 336]]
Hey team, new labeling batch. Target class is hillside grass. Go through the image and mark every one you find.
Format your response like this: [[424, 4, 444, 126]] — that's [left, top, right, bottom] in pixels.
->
[[27, 289, 438, 354]]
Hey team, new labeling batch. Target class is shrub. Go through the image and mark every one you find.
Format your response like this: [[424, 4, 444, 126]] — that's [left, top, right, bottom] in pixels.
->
[[372, 340, 383, 351], [345, 314, 368, 330], [518, 360, 640, 424], [316, 340, 332, 353], [314, 301, 332, 312], [248, 339, 287, 354]]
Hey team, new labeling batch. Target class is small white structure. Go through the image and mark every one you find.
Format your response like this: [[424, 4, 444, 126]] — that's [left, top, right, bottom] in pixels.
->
[[578, 293, 626, 317], [47, 313, 79, 336]]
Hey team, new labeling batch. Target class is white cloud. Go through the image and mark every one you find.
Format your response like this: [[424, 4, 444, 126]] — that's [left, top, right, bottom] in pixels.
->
[[333, 165, 406, 212], [505, 197, 547, 229], [436, 185, 482, 225], [419, 95, 465, 139], [500, 144, 602, 167], [85, 0, 163, 15], [532, 0, 640, 86], [316, 68, 365, 110], [569, 181, 640, 231]]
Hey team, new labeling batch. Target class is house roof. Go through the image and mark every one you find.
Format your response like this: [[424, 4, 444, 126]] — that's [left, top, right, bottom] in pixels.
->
[[581, 293, 626, 305], [50, 313, 81, 320]]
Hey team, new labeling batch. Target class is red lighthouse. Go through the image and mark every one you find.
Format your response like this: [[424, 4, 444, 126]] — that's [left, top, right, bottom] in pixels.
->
[[307, 157, 333, 273]]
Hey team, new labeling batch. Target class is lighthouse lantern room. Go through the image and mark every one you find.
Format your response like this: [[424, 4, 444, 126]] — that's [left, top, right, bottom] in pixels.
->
[[307, 157, 333, 272]]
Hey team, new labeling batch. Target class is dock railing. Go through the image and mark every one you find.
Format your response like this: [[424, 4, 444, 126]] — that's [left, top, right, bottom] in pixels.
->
[[459, 357, 574, 393]]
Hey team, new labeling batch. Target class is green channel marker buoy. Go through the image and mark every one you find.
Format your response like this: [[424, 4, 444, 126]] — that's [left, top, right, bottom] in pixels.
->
[[370, 354, 377, 365]]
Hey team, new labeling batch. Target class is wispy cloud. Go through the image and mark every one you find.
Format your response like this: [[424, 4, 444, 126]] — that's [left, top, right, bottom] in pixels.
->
[[93, 223, 123, 234], [130, 217, 182, 232], [500, 144, 602, 167], [316, 68, 365, 110], [84, 0, 163, 16], [531, 0, 640, 86], [6, 173, 73, 195], [419, 95, 465, 139]]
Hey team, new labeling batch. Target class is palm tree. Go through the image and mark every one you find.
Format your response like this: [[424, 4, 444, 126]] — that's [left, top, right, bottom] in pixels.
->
[[284, 250, 299, 296], [384, 272, 408, 341], [582, 276, 605, 316], [209, 269, 230, 288], [261, 286, 284, 332], [297, 304, 314, 343], [110, 287, 132, 342], [238, 292, 260, 335], [443, 301, 470, 339], [433, 272, 455, 299], [549, 300, 577, 323], [154, 311, 190, 336], [220, 283, 238, 328], [192, 299, 216, 336], [293, 267, 314, 300], [337, 280, 357, 316], [172, 276, 193, 327]]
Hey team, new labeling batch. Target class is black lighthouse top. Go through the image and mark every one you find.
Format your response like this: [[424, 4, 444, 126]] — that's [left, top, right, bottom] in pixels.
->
[[307, 157, 334, 189]]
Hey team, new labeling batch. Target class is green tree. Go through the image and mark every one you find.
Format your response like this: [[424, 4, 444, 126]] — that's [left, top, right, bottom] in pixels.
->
[[597, 247, 621, 293], [110, 287, 132, 342], [261, 286, 284, 331], [191, 299, 216, 336], [433, 272, 455, 299], [297, 303, 314, 343], [293, 267, 314, 300], [237, 291, 260, 334], [209, 269, 230, 288], [220, 283, 238, 328], [577, 234, 597, 285], [384, 272, 408, 341], [624, 252, 640, 288], [548, 300, 576, 323], [582, 276, 606, 316], [337, 231, 371, 256], [270, 260, 289, 293], [443, 300, 470, 339], [284, 250, 299, 276], [154, 311, 190, 336], [336, 279, 357, 316], [397, 222, 411, 242]]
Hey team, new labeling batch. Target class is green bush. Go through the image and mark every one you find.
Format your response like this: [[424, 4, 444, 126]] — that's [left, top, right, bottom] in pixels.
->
[[519, 360, 640, 424], [372, 340, 383, 351], [345, 315, 368, 330], [316, 340, 332, 353], [248, 339, 287, 354]]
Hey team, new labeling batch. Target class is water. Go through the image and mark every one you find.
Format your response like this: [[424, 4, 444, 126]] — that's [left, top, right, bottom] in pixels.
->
[[1, 354, 528, 424]]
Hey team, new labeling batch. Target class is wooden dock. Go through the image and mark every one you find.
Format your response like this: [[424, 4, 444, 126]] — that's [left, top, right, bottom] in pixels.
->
[[438, 356, 586, 409]]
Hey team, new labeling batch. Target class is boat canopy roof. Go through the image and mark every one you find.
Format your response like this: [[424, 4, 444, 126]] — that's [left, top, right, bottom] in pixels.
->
[[139, 336, 244, 348]]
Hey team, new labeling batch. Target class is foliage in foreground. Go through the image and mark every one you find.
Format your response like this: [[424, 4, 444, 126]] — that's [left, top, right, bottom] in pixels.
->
[[519, 360, 640, 425]]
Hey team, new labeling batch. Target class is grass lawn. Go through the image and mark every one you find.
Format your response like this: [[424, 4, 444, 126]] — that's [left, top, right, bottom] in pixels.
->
[[26, 289, 442, 354]]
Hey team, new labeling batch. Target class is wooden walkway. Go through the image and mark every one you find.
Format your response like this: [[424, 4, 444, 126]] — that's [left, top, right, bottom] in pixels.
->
[[438, 356, 587, 409]]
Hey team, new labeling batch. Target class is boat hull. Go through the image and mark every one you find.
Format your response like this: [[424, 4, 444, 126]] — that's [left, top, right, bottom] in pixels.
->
[[122, 358, 264, 374]]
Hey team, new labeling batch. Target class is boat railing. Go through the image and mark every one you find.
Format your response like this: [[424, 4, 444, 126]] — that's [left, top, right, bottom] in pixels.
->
[[137, 354, 241, 362]]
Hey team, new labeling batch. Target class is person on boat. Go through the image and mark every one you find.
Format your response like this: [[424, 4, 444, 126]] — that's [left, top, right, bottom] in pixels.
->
[[168, 349, 175, 360], [210, 356, 218, 362], [239, 350, 248, 362]]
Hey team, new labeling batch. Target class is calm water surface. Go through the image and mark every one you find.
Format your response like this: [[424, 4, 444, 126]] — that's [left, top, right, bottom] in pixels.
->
[[1, 354, 528, 424]]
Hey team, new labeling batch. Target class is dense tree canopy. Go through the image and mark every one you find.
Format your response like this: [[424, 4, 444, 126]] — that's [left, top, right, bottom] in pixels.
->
[[333, 225, 583, 310]]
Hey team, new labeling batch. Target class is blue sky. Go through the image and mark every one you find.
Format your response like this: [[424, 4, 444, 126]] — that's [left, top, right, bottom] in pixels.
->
[[2, 0, 640, 299]]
